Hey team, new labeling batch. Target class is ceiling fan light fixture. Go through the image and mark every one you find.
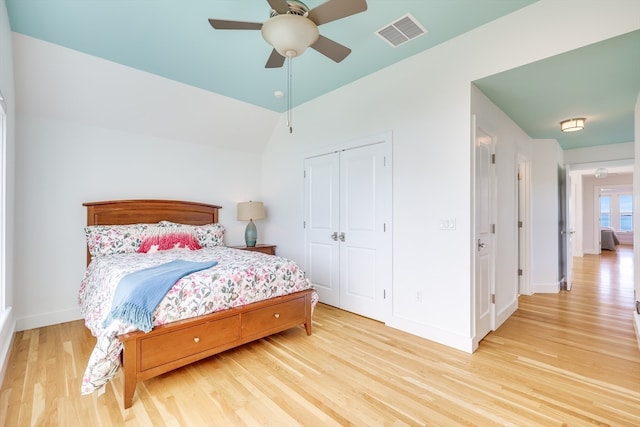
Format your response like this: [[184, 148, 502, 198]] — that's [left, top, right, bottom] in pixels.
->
[[560, 117, 586, 132], [261, 14, 319, 58]]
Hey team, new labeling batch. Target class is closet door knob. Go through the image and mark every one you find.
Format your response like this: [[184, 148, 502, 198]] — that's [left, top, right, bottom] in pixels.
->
[[339, 232, 346, 242], [331, 232, 338, 241]]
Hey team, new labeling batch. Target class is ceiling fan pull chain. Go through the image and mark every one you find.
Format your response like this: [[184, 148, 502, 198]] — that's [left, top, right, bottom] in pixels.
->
[[287, 56, 293, 133]]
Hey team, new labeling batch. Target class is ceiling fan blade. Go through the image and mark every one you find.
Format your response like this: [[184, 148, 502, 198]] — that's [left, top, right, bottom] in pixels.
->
[[266, 0, 291, 15], [308, 0, 368, 26], [311, 35, 352, 63], [208, 19, 262, 30], [265, 49, 286, 68]]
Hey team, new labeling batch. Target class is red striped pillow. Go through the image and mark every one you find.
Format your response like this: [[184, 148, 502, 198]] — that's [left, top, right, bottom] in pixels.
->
[[138, 227, 202, 253]]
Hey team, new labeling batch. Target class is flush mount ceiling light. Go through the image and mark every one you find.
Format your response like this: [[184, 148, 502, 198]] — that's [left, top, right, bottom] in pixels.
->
[[560, 118, 586, 132], [595, 167, 608, 179]]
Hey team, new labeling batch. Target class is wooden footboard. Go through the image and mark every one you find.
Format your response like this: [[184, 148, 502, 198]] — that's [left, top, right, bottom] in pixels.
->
[[118, 289, 313, 409]]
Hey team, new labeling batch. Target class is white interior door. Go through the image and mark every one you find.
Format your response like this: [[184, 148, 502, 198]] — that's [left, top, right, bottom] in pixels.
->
[[564, 169, 575, 290], [304, 139, 392, 322], [304, 153, 340, 306], [338, 143, 391, 321], [475, 126, 495, 341]]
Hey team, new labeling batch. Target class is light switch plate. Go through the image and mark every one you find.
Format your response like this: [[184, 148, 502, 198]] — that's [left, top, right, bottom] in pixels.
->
[[439, 218, 456, 230]]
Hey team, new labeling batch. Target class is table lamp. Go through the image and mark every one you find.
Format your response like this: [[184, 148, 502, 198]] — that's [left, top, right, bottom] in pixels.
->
[[237, 201, 265, 247]]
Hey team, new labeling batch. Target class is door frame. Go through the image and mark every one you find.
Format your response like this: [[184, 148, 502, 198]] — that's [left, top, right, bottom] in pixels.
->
[[559, 166, 575, 291], [517, 156, 532, 296]]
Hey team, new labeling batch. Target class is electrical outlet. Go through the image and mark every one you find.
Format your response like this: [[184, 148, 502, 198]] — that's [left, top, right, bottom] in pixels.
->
[[416, 291, 422, 302]]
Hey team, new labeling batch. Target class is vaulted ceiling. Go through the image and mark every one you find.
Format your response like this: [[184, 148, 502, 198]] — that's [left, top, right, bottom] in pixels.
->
[[6, 1, 640, 150]]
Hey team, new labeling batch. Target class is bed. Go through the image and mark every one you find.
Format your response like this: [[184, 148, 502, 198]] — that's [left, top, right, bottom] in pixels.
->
[[78, 199, 316, 409]]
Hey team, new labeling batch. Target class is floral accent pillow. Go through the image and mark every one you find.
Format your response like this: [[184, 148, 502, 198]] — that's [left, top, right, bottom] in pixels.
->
[[138, 225, 202, 253], [159, 221, 225, 247], [84, 223, 152, 257]]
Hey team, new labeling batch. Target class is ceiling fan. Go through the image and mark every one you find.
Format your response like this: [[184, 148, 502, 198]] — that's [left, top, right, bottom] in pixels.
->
[[208, 0, 368, 68]]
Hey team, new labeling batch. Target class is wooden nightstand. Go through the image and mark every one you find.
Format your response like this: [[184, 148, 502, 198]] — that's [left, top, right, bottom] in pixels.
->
[[232, 244, 276, 256]]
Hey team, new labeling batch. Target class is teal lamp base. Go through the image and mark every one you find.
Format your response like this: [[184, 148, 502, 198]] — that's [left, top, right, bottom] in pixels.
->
[[245, 220, 257, 247]]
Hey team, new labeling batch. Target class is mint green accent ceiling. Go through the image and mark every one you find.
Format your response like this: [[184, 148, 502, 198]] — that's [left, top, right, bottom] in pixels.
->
[[5, 0, 535, 112], [474, 30, 640, 150], [6, 1, 639, 150]]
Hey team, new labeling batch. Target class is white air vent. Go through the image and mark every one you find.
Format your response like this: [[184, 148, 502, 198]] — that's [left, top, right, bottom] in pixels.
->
[[376, 13, 427, 47]]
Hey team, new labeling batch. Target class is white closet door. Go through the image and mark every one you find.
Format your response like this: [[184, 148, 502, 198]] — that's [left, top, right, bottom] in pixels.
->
[[338, 143, 390, 321], [304, 153, 341, 306], [304, 139, 391, 322]]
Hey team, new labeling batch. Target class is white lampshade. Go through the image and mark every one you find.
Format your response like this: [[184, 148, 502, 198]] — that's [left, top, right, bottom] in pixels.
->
[[560, 118, 586, 132], [237, 201, 266, 221], [261, 14, 319, 58]]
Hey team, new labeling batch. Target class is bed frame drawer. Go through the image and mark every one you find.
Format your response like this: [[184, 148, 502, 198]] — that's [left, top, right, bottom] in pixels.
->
[[118, 289, 313, 409], [241, 296, 306, 339], [140, 314, 241, 371]]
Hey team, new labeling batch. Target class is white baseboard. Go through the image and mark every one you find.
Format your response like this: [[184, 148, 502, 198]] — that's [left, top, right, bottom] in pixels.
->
[[533, 282, 561, 293], [496, 298, 518, 328], [16, 307, 82, 332], [386, 316, 474, 353], [0, 307, 16, 389], [634, 309, 640, 353]]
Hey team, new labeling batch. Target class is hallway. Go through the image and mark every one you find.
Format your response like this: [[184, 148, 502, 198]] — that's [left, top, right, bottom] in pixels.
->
[[481, 244, 639, 423], [572, 245, 635, 306]]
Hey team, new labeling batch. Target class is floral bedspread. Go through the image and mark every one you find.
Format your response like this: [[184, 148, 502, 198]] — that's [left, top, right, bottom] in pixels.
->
[[78, 247, 317, 395]]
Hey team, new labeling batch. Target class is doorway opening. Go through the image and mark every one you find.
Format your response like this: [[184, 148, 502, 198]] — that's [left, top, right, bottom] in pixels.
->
[[566, 162, 634, 292]]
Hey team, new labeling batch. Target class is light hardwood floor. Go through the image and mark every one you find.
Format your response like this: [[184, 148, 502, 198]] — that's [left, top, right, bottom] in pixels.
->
[[1, 247, 639, 426]]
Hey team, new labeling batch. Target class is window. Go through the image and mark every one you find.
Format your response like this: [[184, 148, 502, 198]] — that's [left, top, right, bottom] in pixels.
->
[[600, 195, 611, 228], [619, 194, 633, 231], [600, 192, 633, 232]]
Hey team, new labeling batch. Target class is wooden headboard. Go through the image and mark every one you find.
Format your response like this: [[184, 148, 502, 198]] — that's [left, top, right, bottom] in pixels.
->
[[83, 199, 222, 263]]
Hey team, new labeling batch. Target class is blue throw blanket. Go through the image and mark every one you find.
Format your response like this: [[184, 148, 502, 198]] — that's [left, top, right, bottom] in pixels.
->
[[102, 259, 218, 332]]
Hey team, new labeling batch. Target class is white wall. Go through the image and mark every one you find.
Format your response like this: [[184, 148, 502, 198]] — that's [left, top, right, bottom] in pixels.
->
[[13, 35, 279, 154], [530, 139, 563, 293], [260, 0, 640, 351], [565, 142, 634, 165], [0, 0, 16, 388]]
